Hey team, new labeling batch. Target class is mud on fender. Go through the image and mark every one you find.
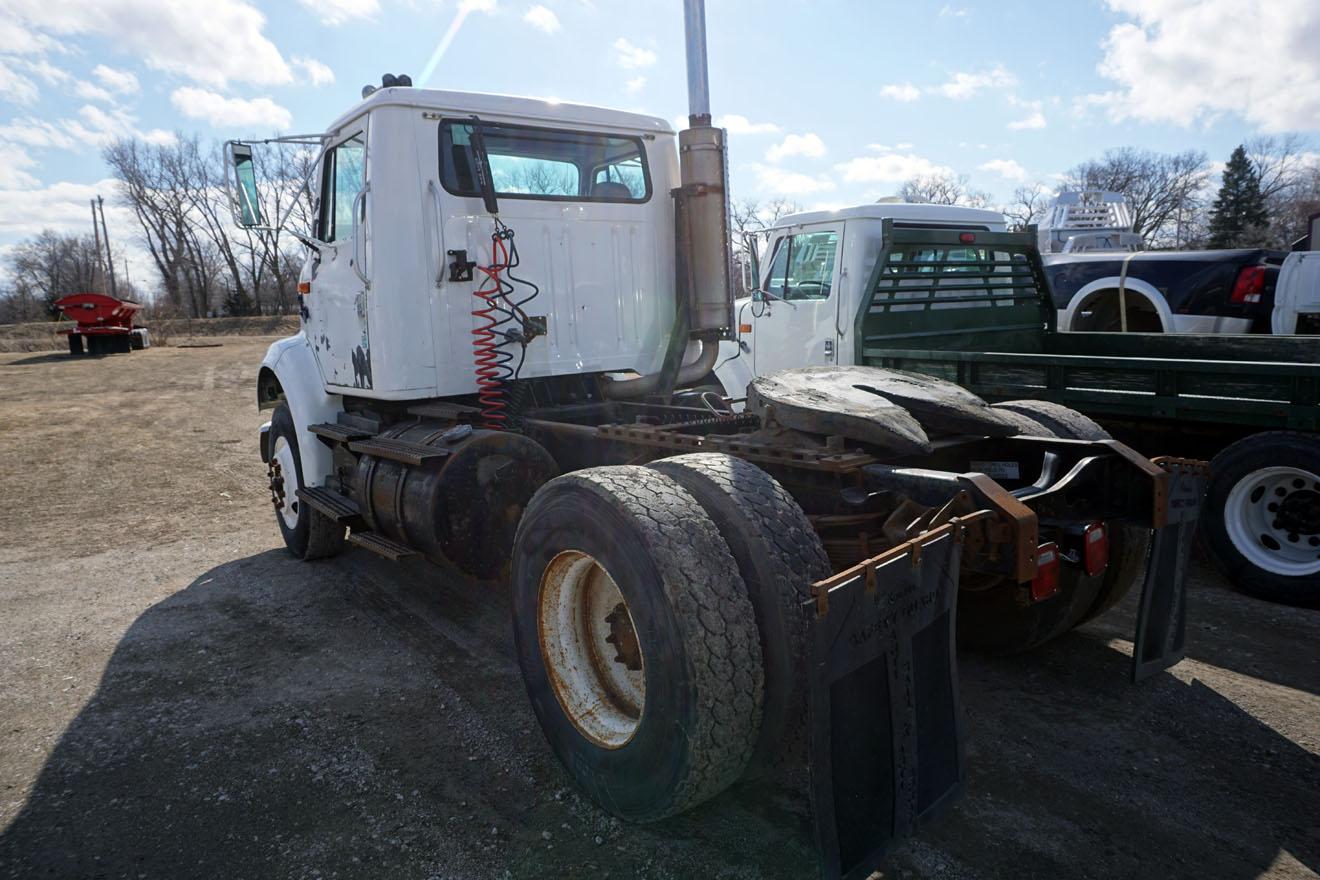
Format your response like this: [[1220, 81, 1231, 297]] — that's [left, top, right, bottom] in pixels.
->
[[804, 525, 965, 880]]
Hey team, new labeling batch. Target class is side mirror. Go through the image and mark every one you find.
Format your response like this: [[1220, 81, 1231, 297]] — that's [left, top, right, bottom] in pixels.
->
[[226, 141, 264, 228], [739, 232, 762, 296]]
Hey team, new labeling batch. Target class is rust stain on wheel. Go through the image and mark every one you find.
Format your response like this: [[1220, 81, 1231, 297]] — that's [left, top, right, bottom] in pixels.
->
[[537, 550, 646, 749]]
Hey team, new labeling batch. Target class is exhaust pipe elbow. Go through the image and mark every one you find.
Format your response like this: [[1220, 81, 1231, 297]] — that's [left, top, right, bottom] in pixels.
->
[[600, 337, 720, 400]]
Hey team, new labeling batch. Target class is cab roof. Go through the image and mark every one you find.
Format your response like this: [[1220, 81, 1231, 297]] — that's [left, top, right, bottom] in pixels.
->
[[774, 202, 1007, 229], [324, 87, 674, 138]]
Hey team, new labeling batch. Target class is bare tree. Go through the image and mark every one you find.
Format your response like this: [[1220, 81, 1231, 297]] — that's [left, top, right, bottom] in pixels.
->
[[1244, 134, 1318, 247], [0, 230, 101, 322], [728, 198, 801, 296], [1003, 182, 1054, 231], [900, 172, 992, 208], [1063, 147, 1210, 248]]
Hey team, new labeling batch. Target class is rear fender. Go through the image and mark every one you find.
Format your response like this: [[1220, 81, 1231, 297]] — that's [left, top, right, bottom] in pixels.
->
[[259, 333, 343, 488], [1059, 276, 1171, 332]]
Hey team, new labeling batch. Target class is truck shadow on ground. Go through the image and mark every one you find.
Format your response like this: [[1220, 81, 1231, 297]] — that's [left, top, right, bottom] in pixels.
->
[[0, 549, 1316, 879]]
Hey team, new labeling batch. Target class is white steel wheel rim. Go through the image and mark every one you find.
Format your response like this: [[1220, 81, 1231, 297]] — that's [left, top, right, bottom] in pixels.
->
[[272, 435, 301, 530], [537, 550, 645, 749], [1224, 466, 1320, 577]]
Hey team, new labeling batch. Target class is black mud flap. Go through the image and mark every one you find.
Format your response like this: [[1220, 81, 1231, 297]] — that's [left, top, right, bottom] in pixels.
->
[[1131, 461, 1209, 683], [805, 527, 964, 880]]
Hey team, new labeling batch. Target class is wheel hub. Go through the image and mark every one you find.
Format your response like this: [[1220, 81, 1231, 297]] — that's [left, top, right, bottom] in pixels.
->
[[1224, 466, 1320, 576], [537, 550, 645, 749]]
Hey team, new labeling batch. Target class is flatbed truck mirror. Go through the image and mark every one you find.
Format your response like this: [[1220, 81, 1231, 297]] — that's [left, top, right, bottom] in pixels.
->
[[226, 141, 263, 228]]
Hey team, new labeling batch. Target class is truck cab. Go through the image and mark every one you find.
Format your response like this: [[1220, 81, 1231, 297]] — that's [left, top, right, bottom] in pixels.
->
[[717, 202, 1006, 396], [253, 87, 681, 401]]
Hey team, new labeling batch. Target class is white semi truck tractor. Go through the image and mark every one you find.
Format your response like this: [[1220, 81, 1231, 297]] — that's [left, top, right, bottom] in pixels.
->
[[225, 4, 1206, 876]]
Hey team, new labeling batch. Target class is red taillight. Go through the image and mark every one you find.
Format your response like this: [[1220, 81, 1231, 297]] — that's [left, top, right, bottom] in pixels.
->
[[1083, 522, 1109, 577], [1231, 265, 1266, 304], [959, 232, 977, 244], [297, 281, 312, 295], [1030, 543, 1060, 601]]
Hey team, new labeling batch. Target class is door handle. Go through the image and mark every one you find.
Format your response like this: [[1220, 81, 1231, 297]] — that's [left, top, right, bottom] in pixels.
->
[[824, 339, 835, 362], [427, 180, 444, 287], [350, 186, 370, 285]]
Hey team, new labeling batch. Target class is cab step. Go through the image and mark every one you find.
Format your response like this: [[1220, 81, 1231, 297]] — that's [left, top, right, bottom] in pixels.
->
[[309, 422, 374, 444], [348, 437, 451, 466], [296, 486, 363, 525], [347, 530, 419, 561]]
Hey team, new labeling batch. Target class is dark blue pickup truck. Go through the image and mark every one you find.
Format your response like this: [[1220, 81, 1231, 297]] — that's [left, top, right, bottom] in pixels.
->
[[1045, 248, 1286, 334]]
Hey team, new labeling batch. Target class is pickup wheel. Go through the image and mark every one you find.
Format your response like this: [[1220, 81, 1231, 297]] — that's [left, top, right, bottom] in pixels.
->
[[509, 466, 764, 821], [647, 454, 830, 776], [269, 404, 346, 561], [959, 401, 1149, 653], [1204, 432, 1320, 606]]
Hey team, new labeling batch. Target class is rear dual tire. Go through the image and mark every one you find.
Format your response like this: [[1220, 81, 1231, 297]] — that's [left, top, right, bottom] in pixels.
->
[[957, 400, 1149, 654], [510, 457, 827, 820]]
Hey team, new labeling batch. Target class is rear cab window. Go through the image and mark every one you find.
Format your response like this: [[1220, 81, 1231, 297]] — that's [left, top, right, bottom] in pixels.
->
[[439, 120, 651, 203]]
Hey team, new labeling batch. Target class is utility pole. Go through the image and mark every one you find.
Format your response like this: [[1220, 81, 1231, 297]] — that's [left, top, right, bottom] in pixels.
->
[[98, 196, 118, 299], [90, 198, 106, 294]]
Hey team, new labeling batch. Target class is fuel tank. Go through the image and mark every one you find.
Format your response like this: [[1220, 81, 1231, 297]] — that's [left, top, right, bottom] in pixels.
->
[[352, 423, 558, 579]]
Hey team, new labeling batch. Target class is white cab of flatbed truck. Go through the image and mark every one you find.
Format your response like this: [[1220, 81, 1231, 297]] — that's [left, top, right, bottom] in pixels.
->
[[289, 87, 680, 400], [715, 202, 1007, 398]]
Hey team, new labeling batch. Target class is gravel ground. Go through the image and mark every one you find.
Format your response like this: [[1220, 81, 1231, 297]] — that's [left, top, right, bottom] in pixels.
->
[[0, 339, 1317, 880]]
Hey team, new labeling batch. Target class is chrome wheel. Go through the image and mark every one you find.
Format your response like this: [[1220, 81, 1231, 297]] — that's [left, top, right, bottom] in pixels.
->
[[537, 550, 645, 749], [1225, 466, 1320, 577]]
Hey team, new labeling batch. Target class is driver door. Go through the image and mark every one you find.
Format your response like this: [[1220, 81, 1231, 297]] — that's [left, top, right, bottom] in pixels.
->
[[306, 128, 372, 389], [751, 225, 844, 375]]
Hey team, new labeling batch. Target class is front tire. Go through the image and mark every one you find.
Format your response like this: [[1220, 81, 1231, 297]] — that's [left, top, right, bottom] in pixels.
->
[[268, 404, 345, 560], [510, 466, 764, 821], [1203, 432, 1320, 605]]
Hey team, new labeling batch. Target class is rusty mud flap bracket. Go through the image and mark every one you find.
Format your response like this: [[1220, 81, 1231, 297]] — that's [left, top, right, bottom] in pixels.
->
[[805, 514, 985, 880], [1131, 458, 1210, 683]]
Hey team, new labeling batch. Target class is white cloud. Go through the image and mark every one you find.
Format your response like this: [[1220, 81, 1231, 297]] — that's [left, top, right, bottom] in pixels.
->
[[21, 58, 69, 85], [0, 59, 39, 105], [979, 158, 1029, 182], [293, 57, 335, 87], [936, 65, 1017, 99], [0, 178, 126, 236], [880, 82, 920, 102], [766, 132, 826, 163], [0, 117, 75, 149], [835, 152, 954, 184], [92, 64, 138, 94], [715, 114, 780, 135], [940, 5, 970, 17], [1008, 110, 1046, 130], [749, 163, 836, 196], [613, 37, 656, 69], [3, 1, 293, 88], [0, 143, 39, 188], [171, 87, 292, 130], [297, 0, 379, 25], [1086, 0, 1320, 132], [523, 5, 561, 33], [625, 76, 646, 95], [74, 80, 114, 102]]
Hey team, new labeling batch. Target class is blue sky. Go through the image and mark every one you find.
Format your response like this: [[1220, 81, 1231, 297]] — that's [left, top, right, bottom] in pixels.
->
[[1, 0, 1317, 280]]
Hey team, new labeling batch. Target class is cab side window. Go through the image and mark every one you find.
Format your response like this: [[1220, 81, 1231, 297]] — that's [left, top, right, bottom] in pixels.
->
[[763, 230, 838, 301], [319, 134, 365, 243]]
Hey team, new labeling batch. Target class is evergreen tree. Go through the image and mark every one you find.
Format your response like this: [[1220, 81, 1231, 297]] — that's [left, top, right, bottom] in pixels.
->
[[1207, 145, 1268, 248]]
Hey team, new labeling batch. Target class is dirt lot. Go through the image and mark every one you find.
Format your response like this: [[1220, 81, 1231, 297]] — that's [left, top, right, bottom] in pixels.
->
[[0, 338, 1317, 880]]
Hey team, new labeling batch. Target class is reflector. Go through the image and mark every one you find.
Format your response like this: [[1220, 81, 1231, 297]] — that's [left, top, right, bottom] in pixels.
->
[[1030, 543, 1060, 601]]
